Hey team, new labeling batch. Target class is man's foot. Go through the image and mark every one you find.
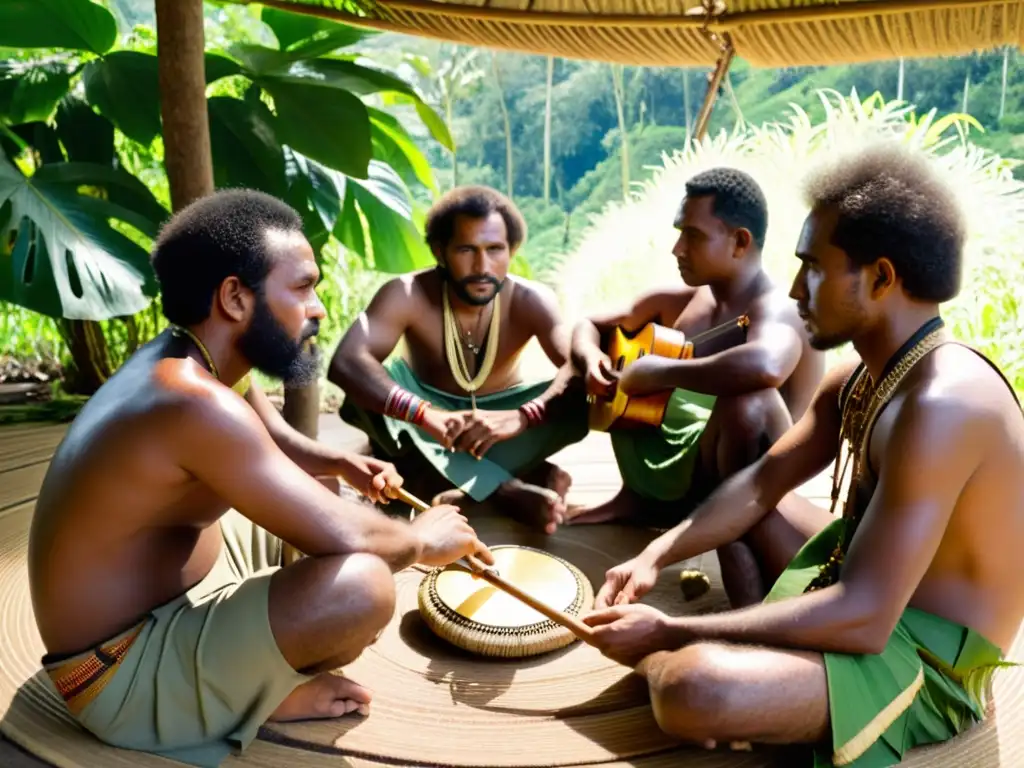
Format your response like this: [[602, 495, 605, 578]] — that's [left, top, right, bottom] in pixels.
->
[[563, 486, 645, 526], [522, 461, 573, 501], [495, 478, 567, 534], [269, 672, 372, 722]]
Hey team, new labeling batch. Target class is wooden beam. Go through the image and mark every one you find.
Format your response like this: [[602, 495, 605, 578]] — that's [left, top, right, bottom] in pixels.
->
[[693, 38, 734, 142], [155, 0, 214, 212]]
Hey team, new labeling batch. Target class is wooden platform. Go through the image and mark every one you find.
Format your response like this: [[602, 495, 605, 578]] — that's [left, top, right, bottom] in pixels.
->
[[0, 416, 833, 767]]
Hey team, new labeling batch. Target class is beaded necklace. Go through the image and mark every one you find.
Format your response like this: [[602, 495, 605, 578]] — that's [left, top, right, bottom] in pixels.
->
[[804, 317, 947, 593]]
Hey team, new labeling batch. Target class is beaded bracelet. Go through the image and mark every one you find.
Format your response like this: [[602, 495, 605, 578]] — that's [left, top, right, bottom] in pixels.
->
[[519, 398, 546, 428], [385, 386, 429, 426]]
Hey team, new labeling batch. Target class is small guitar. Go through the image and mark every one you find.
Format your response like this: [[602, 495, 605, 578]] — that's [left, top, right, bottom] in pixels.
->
[[588, 314, 750, 432]]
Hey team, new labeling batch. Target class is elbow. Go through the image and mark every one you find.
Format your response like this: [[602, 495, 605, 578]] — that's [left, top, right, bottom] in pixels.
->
[[835, 587, 898, 655], [755, 363, 788, 391]]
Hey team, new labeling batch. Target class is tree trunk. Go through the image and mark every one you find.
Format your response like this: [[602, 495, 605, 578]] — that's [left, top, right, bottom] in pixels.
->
[[543, 56, 554, 205], [897, 58, 905, 101], [60, 320, 113, 395], [682, 68, 692, 139], [282, 344, 320, 439], [610, 64, 630, 200], [1000, 47, 1009, 120], [155, 0, 214, 211], [491, 54, 514, 199]]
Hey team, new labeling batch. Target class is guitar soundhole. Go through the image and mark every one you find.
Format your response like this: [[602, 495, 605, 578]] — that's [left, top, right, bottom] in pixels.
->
[[616, 356, 625, 371]]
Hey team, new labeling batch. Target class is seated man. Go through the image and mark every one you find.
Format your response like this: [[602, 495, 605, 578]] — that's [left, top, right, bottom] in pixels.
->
[[28, 189, 493, 768], [329, 185, 588, 534], [569, 167, 824, 603], [583, 143, 1024, 767]]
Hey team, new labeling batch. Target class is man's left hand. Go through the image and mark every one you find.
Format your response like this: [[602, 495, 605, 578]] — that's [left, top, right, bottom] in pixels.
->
[[341, 456, 404, 504], [618, 357, 672, 397], [450, 410, 527, 459], [582, 604, 680, 667]]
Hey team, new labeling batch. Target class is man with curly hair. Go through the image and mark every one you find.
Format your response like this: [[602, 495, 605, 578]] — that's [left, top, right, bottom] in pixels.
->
[[329, 185, 589, 533], [585, 142, 1024, 767], [569, 167, 825, 603]]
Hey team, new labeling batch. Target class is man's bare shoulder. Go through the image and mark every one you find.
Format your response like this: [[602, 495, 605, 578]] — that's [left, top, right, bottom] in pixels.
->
[[749, 284, 803, 325], [149, 358, 258, 436], [912, 343, 1020, 428], [507, 275, 559, 313], [369, 270, 435, 313]]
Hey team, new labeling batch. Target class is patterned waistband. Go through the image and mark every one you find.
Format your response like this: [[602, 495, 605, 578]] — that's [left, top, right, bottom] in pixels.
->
[[43, 620, 147, 717]]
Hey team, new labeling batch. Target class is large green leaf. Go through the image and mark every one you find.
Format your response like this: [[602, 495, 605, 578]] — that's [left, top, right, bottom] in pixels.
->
[[208, 96, 287, 198], [0, 157, 158, 320], [32, 162, 169, 238], [54, 95, 114, 166], [262, 79, 371, 178], [283, 148, 341, 234], [368, 107, 436, 191], [260, 7, 376, 54], [341, 160, 432, 273], [0, 59, 73, 125], [82, 51, 242, 145], [0, 0, 117, 54]]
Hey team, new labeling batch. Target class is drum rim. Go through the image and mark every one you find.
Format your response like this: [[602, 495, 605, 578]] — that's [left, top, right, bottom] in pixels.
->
[[419, 545, 591, 638]]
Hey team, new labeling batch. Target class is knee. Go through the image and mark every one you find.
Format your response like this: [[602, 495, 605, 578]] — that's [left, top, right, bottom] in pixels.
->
[[322, 552, 397, 639], [646, 644, 736, 742], [718, 389, 788, 444]]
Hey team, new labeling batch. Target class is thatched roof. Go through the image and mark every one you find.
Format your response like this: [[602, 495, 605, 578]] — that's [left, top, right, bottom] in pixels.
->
[[247, 0, 1023, 67]]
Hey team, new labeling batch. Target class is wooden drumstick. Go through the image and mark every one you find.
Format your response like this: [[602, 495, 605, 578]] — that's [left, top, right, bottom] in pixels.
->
[[395, 487, 596, 644]]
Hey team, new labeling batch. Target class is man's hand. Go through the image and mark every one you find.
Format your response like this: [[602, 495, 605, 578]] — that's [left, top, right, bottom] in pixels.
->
[[618, 356, 672, 397], [447, 409, 527, 459], [410, 504, 495, 567], [594, 554, 661, 609], [582, 604, 680, 667], [340, 456, 404, 505], [419, 407, 469, 449], [584, 352, 619, 399]]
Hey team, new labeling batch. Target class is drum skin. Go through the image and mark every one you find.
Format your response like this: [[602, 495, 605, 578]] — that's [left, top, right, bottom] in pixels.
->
[[417, 546, 595, 658]]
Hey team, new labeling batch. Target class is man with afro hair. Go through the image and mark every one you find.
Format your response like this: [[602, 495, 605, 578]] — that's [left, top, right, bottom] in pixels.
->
[[569, 167, 825, 587], [585, 142, 1024, 768], [329, 184, 589, 534], [29, 188, 492, 767]]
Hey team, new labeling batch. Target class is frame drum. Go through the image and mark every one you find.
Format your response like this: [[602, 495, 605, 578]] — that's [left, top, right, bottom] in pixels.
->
[[417, 545, 594, 658]]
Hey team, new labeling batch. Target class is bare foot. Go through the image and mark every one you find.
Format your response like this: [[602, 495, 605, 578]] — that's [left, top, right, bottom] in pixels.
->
[[269, 672, 372, 723], [520, 461, 573, 502], [563, 486, 644, 526], [495, 478, 567, 534]]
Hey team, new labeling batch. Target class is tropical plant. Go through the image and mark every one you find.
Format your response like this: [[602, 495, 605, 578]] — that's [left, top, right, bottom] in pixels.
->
[[555, 90, 1024, 396], [1, 0, 452, 393]]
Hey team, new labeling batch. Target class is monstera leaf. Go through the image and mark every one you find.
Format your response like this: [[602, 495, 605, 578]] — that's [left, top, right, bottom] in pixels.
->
[[0, 0, 117, 54], [0, 157, 165, 320]]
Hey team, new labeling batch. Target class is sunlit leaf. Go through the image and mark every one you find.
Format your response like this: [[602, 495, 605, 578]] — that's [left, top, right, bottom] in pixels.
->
[[260, 7, 376, 54], [0, 0, 117, 54], [0, 156, 159, 320], [0, 59, 73, 125]]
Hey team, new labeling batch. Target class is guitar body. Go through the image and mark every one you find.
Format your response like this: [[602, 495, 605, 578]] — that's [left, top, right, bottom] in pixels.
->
[[588, 315, 750, 432]]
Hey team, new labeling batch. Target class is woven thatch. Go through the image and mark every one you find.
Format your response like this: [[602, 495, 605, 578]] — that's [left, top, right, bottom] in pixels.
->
[[243, 0, 1023, 67]]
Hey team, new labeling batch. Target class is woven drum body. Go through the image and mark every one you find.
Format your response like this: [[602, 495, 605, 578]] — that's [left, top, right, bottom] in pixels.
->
[[417, 545, 594, 658]]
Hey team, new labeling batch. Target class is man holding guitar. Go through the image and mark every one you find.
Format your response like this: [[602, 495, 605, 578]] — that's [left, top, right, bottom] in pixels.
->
[[569, 167, 824, 605]]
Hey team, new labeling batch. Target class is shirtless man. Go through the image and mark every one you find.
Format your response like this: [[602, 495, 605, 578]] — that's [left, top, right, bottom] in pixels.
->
[[569, 167, 824, 602], [583, 143, 1024, 767], [28, 189, 493, 768], [329, 185, 588, 534]]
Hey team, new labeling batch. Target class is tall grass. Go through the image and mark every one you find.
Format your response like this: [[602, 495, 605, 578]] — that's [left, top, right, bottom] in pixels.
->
[[556, 91, 1024, 395]]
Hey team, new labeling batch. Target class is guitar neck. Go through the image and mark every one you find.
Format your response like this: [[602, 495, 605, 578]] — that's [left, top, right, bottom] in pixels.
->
[[689, 315, 750, 358]]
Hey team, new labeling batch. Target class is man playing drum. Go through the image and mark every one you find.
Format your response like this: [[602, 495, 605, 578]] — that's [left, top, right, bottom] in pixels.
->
[[29, 189, 494, 768], [584, 143, 1024, 767], [568, 167, 825, 602], [329, 185, 589, 535]]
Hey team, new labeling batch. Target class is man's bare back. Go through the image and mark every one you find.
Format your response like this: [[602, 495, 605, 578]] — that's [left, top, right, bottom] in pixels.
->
[[30, 337, 231, 656]]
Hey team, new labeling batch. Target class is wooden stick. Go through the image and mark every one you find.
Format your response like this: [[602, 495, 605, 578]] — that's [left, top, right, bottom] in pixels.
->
[[395, 487, 596, 644]]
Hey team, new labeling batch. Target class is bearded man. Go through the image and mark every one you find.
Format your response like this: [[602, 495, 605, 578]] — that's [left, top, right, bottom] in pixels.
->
[[329, 185, 589, 534], [29, 189, 493, 768]]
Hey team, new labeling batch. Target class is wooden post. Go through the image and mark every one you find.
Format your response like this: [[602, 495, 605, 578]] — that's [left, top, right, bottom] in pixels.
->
[[693, 40, 734, 142], [155, 0, 213, 212]]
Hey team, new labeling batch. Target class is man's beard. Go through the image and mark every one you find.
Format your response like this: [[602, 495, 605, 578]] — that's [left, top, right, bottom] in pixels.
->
[[238, 295, 321, 388], [438, 266, 504, 307]]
